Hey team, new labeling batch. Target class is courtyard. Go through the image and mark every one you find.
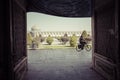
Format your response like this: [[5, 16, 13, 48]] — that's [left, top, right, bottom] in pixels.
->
[[24, 49, 104, 80]]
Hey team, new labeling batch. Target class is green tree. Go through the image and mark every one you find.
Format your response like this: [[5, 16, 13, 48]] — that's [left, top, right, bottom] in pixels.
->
[[34, 35, 41, 47], [27, 33, 33, 45], [39, 34, 45, 43], [61, 33, 69, 44], [70, 34, 77, 47], [81, 30, 88, 38], [46, 35, 53, 45], [40, 37, 45, 43]]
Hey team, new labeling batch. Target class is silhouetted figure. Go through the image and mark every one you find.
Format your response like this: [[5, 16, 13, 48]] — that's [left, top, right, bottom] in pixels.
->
[[79, 36, 86, 50]]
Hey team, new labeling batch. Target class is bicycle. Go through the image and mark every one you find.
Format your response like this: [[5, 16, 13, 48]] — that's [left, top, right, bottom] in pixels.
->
[[76, 43, 92, 52]]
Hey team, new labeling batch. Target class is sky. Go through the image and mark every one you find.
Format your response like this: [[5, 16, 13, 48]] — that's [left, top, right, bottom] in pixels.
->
[[27, 12, 91, 32]]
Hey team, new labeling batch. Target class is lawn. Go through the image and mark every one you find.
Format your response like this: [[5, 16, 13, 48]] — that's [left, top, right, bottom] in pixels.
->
[[39, 44, 75, 49]]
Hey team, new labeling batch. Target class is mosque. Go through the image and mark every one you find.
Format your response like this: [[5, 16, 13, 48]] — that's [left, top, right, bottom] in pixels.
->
[[28, 25, 91, 37]]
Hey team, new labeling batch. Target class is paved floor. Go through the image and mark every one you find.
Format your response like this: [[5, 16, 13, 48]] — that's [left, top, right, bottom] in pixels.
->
[[24, 49, 105, 80]]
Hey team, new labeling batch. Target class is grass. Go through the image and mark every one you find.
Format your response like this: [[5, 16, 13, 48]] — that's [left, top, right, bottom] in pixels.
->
[[38, 44, 75, 49]]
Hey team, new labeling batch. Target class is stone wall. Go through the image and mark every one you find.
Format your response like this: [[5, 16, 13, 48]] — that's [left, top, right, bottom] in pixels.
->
[[93, 0, 119, 80], [12, 0, 27, 80]]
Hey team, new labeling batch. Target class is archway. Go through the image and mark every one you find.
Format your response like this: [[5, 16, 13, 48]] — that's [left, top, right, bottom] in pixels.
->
[[25, 12, 97, 80], [0, 0, 119, 80]]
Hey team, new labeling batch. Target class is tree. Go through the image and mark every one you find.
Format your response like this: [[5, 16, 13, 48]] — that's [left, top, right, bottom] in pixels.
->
[[61, 33, 69, 44], [34, 35, 40, 47], [81, 30, 92, 43], [70, 34, 77, 47], [39, 34, 45, 43], [81, 30, 88, 38], [46, 35, 53, 45], [27, 33, 33, 45]]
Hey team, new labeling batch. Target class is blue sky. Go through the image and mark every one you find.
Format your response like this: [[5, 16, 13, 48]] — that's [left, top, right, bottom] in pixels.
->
[[27, 12, 91, 32]]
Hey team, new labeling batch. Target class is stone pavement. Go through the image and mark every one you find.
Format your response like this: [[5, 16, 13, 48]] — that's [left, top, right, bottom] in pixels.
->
[[24, 49, 105, 80]]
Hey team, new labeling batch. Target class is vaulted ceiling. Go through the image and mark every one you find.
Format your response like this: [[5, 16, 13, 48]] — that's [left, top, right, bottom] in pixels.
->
[[27, 0, 92, 17]]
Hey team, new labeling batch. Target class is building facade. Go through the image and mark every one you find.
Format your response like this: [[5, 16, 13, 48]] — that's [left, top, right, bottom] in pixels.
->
[[29, 26, 91, 37]]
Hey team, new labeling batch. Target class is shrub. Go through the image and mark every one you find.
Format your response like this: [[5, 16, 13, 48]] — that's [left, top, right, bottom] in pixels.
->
[[70, 34, 77, 47], [46, 35, 53, 45], [27, 33, 33, 45], [40, 37, 45, 43], [61, 36, 69, 44], [81, 30, 88, 38], [38, 34, 45, 43], [61, 33, 69, 44]]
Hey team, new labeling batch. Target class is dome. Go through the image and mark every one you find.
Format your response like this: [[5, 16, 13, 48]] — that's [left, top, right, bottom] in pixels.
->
[[31, 25, 40, 31]]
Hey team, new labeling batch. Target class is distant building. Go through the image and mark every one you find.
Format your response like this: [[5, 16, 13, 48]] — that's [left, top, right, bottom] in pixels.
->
[[30, 25, 40, 38], [28, 25, 91, 37], [39, 31, 82, 37]]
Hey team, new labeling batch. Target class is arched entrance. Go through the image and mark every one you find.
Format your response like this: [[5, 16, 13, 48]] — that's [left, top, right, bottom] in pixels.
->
[[26, 13, 94, 80], [0, 0, 119, 80]]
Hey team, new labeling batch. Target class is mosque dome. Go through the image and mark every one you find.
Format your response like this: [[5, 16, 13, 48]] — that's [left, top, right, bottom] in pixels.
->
[[31, 25, 40, 31]]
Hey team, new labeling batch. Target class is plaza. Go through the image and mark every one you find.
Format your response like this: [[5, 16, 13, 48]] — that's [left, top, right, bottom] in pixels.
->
[[24, 49, 104, 80]]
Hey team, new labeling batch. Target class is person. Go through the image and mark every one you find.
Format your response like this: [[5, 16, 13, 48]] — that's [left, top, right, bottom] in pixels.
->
[[79, 35, 87, 50]]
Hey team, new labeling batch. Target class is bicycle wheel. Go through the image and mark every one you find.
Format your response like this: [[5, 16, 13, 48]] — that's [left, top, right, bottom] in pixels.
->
[[85, 45, 91, 51], [76, 45, 82, 52]]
